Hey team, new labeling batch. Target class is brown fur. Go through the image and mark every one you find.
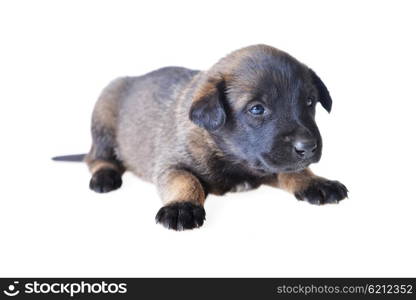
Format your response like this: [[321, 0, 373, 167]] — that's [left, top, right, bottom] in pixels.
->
[[87, 159, 121, 174], [271, 168, 316, 193], [157, 169, 205, 205]]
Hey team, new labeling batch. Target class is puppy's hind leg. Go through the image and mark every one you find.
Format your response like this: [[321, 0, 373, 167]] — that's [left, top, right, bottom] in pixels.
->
[[86, 129, 124, 193], [155, 169, 206, 231], [86, 78, 126, 193]]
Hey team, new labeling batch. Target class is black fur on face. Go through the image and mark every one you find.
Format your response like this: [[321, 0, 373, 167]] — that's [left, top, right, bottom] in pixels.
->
[[190, 47, 332, 175]]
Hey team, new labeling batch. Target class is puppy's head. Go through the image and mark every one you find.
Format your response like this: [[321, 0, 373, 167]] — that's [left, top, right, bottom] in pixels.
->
[[190, 45, 332, 174]]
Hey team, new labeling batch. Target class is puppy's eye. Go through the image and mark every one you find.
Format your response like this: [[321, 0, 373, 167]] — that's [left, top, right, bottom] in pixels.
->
[[306, 97, 314, 107], [249, 104, 265, 115]]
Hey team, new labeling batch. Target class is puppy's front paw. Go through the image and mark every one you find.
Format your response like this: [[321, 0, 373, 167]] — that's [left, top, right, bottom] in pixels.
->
[[89, 169, 122, 193], [295, 179, 348, 205], [155, 202, 206, 231]]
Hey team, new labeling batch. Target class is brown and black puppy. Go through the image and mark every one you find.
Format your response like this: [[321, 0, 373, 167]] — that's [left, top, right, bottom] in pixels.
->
[[54, 44, 348, 230]]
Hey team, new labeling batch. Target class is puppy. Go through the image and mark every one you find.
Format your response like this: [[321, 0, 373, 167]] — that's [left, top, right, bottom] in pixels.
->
[[54, 44, 348, 230]]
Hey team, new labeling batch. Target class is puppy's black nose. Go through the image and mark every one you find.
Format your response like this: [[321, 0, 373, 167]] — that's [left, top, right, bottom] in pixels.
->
[[293, 139, 317, 158]]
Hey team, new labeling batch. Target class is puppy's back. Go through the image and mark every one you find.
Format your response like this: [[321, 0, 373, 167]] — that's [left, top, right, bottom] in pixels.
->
[[116, 66, 199, 180]]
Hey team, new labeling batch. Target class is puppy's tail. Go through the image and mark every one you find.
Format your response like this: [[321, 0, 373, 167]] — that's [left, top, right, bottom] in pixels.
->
[[52, 154, 86, 162]]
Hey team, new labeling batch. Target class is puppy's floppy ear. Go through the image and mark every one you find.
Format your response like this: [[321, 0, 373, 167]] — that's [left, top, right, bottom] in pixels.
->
[[189, 76, 227, 131], [309, 69, 332, 113]]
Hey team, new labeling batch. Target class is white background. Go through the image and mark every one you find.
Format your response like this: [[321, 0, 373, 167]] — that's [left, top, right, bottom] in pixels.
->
[[1, 0, 415, 277]]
